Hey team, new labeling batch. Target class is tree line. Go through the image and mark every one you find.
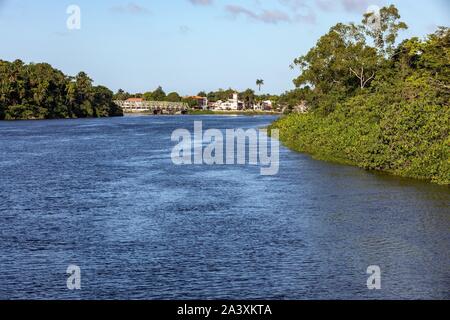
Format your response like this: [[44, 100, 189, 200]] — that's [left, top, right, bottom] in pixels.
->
[[0, 58, 281, 120], [270, 5, 449, 185], [0, 60, 123, 120], [114, 86, 280, 109]]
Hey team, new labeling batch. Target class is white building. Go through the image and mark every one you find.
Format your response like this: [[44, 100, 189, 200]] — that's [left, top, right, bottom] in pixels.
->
[[213, 93, 244, 111], [210, 100, 223, 109], [253, 100, 273, 111]]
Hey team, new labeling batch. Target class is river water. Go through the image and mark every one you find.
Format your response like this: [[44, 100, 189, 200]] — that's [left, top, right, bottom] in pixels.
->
[[0, 115, 448, 299]]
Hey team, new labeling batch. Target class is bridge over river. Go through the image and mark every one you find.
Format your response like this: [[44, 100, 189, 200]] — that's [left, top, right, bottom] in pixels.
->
[[114, 99, 189, 115]]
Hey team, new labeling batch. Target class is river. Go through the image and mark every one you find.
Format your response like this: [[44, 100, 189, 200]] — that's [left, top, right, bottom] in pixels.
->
[[0, 115, 448, 299]]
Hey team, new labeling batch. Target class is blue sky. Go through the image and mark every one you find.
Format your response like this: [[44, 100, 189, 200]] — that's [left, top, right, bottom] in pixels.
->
[[0, 0, 448, 95]]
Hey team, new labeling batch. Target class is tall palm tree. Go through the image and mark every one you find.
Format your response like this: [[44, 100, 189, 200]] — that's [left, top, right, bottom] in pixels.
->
[[256, 79, 264, 92]]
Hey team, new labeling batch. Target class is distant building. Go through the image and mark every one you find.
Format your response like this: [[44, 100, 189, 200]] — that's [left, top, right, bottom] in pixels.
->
[[186, 96, 208, 110], [253, 100, 273, 111], [212, 93, 244, 111]]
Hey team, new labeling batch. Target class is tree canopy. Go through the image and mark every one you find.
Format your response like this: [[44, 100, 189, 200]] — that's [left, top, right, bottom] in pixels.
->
[[291, 6, 407, 114], [0, 60, 123, 120], [271, 5, 449, 185]]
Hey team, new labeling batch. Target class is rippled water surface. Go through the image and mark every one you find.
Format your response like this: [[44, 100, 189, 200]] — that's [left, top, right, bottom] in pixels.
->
[[0, 115, 448, 299]]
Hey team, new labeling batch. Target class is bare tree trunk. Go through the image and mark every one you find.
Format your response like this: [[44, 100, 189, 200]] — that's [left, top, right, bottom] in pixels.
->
[[350, 67, 375, 89]]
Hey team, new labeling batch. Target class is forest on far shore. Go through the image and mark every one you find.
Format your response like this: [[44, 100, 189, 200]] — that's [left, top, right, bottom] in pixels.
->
[[0, 60, 123, 120]]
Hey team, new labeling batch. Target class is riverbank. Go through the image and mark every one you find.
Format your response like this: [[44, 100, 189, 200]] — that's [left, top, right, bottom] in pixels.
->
[[123, 110, 281, 116], [268, 22, 449, 186], [188, 110, 281, 116], [269, 110, 450, 186], [1, 114, 124, 121]]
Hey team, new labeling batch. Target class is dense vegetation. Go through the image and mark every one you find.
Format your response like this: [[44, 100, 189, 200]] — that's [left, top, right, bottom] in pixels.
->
[[270, 6, 449, 185], [0, 60, 123, 120], [187, 109, 276, 116], [114, 86, 280, 110], [114, 86, 202, 108]]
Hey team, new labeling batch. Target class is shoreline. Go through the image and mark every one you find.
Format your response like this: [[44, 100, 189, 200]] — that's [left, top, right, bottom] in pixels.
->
[[0, 115, 124, 122], [0, 111, 280, 121], [269, 115, 450, 186], [124, 110, 282, 116]]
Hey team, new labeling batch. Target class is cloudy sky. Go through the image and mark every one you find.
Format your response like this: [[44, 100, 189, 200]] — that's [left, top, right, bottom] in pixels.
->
[[0, 0, 448, 94]]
